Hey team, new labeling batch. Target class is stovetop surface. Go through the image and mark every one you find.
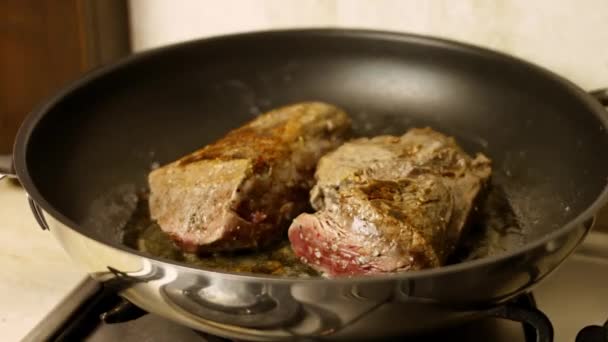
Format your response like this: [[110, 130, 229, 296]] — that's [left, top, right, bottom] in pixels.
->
[[86, 313, 527, 342], [533, 229, 608, 341]]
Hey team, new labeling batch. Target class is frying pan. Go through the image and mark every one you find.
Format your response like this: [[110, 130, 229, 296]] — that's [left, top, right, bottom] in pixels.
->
[[2, 29, 608, 341]]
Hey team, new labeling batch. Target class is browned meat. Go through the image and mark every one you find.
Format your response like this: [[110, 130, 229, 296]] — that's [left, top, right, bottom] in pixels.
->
[[148, 102, 351, 253], [288, 128, 491, 276]]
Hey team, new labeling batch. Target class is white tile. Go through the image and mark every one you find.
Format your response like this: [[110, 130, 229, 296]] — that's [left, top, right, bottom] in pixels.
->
[[128, 0, 608, 89]]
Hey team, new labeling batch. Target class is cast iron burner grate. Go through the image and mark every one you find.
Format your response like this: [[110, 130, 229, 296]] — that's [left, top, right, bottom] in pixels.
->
[[47, 284, 606, 342]]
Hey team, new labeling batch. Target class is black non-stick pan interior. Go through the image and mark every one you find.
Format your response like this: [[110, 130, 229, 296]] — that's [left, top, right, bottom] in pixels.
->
[[20, 30, 608, 259]]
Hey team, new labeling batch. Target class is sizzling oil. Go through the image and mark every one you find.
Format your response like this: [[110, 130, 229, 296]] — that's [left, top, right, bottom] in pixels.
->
[[122, 196, 319, 277], [122, 182, 523, 277]]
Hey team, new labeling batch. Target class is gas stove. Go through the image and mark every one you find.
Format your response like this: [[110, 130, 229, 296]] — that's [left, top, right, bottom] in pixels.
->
[[22, 226, 608, 341]]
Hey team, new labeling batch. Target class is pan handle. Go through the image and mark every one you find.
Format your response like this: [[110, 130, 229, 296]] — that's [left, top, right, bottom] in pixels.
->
[[590, 88, 608, 107], [0, 155, 16, 181], [28, 196, 50, 231], [0, 155, 49, 230]]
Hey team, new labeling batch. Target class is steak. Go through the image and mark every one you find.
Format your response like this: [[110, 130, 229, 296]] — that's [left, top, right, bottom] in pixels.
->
[[148, 102, 351, 253], [288, 127, 491, 276]]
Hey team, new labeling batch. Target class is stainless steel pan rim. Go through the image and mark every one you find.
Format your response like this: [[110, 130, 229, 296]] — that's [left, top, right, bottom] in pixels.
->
[[12, 28, 608, 283]]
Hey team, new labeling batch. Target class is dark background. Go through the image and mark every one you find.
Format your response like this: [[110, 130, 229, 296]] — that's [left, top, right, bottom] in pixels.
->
[[0, 0, 130, 154]]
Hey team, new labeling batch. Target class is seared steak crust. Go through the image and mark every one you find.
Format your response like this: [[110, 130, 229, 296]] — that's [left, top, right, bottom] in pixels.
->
[[288, 127, 491, 276], [149, 102, 351, 253]]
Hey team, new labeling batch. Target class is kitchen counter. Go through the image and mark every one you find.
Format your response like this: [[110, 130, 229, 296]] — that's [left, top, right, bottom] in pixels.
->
[[0, 179, 87, 342]]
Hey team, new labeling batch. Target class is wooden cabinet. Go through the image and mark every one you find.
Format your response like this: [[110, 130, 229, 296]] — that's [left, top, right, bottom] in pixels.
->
[[0, 0, 130, 153]]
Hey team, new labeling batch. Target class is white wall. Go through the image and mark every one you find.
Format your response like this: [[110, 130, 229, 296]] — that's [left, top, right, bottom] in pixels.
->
[[128, 0, 608, 90]]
